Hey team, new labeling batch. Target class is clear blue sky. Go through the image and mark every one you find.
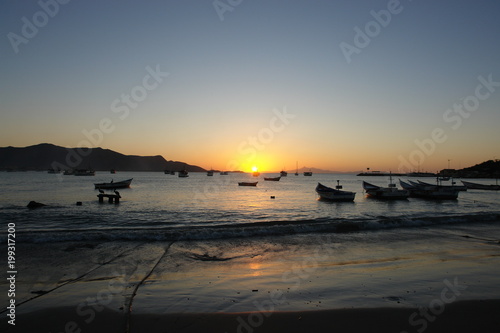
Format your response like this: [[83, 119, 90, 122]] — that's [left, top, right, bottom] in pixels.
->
[[1, 0, 499, 172]]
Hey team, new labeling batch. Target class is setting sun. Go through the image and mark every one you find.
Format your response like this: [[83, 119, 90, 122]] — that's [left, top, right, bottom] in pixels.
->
[[251, 166, 258, 172]]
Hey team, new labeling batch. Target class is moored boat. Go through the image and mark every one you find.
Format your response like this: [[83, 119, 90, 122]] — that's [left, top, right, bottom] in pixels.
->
[[304, 171, 313, 176], [94, 178, 133, 190], [178, 169, 189, 177], [461, 180, 500, 191], [316, 182, 355, 202], [417, 180, 467, 191], [238, 181, 258, 186], [264, 176, 281, 181], [362, 179, 409, 199], [280, 170, 288, 177], [400, 180, 459, 199]]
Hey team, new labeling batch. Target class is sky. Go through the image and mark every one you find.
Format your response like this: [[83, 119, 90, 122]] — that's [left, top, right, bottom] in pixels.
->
[[1, 0, 499, 173]]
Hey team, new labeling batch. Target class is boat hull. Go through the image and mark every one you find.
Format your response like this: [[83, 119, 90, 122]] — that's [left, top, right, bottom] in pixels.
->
[[399, 180, 459, 199], [94, 178, 133, 189], [461, 181, 500, 191], [238, 182, 258, 186], [316, 183, 355, 202], [365, 189, 409, 199]]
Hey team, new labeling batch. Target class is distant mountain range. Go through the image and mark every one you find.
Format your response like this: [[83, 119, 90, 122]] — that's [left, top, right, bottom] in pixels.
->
[[0, 143, 206, 172]]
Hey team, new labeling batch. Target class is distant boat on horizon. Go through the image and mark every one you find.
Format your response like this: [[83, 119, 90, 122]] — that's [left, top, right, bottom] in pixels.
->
[[74, 169, 95, 176]]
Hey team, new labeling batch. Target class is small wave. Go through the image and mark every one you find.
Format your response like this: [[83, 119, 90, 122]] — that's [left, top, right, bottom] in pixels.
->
[[7, 211, 500, 244]]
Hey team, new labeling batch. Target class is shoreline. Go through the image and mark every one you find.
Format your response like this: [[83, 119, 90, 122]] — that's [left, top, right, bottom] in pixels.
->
[[2, 223, 500, 332], [2, 300, 500, 332]]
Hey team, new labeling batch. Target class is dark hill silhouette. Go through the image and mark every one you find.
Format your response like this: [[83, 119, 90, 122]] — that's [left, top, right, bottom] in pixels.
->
[[440, 159, 500, 178], [0, 143, 205, 172]]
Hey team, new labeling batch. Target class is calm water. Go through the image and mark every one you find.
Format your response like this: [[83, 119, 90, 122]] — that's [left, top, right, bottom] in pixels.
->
[[1, 171, 499, 243]]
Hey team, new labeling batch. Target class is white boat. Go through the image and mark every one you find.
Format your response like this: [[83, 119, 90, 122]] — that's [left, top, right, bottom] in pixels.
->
[[461, 180, 500, 191], [400, 180, 459, 199], [362, 177, 409, 199], [94, 178, 133, 190], [417, 180, 467, 191], [316, 182, 355, 202]]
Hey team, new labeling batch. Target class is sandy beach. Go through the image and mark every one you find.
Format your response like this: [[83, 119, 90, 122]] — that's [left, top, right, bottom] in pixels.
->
[[2, 223, 500, 332]]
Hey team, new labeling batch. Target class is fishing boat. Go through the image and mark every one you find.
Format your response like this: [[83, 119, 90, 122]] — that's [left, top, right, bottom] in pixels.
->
[[47, 168, 61, 174], [238, 181, 258, 186], [207, 169, 214, 176], [362, 176, 409, 199], [220, 171, 228, 175], [178, 169, 189, 177], [264, 176, 281, 181], [304, 170, 313, 176], [399, 180, 459, 199], [461, 180, 500, 191], [417, 180, 467, 191], [316, 182, 355, 202], [280, 169, 288, 177], [94, 178, 133, 190]]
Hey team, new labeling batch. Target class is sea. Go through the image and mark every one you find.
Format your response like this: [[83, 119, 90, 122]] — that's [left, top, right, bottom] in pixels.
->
[[1, 171, 499, 244]]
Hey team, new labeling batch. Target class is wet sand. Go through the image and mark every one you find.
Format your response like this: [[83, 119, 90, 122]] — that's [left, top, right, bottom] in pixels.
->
[[2, 300, 500, 333], [2, 225, 500, 332]]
